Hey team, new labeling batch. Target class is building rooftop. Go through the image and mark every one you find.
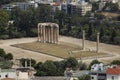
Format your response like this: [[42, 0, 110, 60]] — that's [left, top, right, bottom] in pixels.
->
[[72, 70, 89, 77], [107, 67, 120, 75], [1, 78, 14, 80], [34, 77, 65, 80], [0, 69, 16, 72]]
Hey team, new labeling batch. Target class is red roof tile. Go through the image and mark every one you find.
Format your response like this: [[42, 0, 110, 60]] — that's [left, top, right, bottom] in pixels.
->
[[52, 2, 60, 6], [107, 68, 120, 75]]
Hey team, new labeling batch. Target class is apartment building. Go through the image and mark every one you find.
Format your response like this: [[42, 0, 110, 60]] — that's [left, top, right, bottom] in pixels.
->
[[61, 0, 92, 16]]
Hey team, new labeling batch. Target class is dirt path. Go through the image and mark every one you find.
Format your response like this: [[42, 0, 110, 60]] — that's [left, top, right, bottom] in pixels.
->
[[60, 36, 120, 64], [0, 36, 120, 64], [0, 38, 63, 63]]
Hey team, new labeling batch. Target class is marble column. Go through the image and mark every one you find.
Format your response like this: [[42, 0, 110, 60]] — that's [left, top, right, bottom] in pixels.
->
[[82, 30, 85, 50], [56, 27, 59, 44], [25, 60, 27, 68], [53, 28, 55, 43], [37, 26, 40, 41], [40, 26, 42, 42], [54, 28, 57, 43], [43, 25, 46, 43], [48, 27, 50, 43], [40, 26, 43, 42], [51, 27, 53, 43], [96, 32, 100, 53], [46, 28, 48, 42], [45, 27, 47, 42]]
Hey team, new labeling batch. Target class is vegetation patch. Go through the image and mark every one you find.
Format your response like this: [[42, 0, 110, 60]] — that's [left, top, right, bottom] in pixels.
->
[[12, 42, 107, 58]]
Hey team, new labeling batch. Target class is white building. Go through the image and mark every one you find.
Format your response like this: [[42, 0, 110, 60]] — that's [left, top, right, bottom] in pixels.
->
[[35, 0, 53, 4], [99, 1, 106, 11], [107, 66, 120, 80], [77, 1, 92, 16], [90, 0, 119, 3], [61, 0, 92, 16], [89, 0, 99, 2], [51, 2, 61, 12], [90, 63, 120, 80], [90, 63, 107, 80], [2, 1, 38, 11], [16, 68, 34, 80], [0, 68, 17, 80]]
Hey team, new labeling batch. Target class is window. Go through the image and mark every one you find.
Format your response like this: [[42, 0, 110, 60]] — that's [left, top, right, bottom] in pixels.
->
[[5, 75, 8, 78], [112, 76, 114, 80], [91, 76, 94, 79]]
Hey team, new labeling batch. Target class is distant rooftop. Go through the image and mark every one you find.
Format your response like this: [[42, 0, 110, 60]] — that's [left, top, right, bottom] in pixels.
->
[[107, 66, 120, 75], [34, 77, 65, 80], [0, 69, 16, 72]]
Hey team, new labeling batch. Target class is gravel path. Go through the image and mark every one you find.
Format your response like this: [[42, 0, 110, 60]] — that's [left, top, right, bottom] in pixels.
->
[[60, 36, 120, 64], [0, 36, 120, 64], [0, 38, 63, 63]]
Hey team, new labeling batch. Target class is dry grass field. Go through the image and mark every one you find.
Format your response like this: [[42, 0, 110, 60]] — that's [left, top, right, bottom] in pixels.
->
[[100, 12, 119, 18], [72, 51, 106, 58], [12, 42, 107, 59]]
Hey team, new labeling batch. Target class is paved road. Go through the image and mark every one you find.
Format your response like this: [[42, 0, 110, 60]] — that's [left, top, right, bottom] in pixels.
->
[[0, 36, 120, 65]]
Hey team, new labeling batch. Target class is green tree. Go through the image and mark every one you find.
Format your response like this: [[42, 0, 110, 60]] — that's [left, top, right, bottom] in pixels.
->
[[95, 13, 105, 20], [65, 57, 78, 69], [43, 60, 57, 76], [78, 61, 87, 70], [110, 29, 117, 43], [88, 60, 100, 69], [0, 61, 13, 69], [0, 48, 6, 58], [78, 75, 90, 80], [111, 60, 120, 65], [103, 2, 119, 12], [5, 53, 13, 60], [100, 27, 104, 40], [87, 26, 93, 38], [0, 9, 9, 36], [117, 15, 120, 21], [35, 60, 57, 76], [91, 2, 99, 12]]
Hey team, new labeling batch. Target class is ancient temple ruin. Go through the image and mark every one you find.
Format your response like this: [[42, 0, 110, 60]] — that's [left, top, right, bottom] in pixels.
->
[[37, 23, 59, 44]]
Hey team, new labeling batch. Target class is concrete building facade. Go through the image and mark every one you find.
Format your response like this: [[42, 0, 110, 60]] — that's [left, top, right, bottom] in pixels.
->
[[61, 1, 92, 16], [0, 69, 17, 80]]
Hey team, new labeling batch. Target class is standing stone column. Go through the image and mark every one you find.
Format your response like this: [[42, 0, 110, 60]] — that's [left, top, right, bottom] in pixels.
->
[[53, 28, 55, 43], [82, 30, 85, 50], [96, 32, 100, 53], [51, 27, 54, 43], [45, 27, 47, 42], [25, 59, 27, 68], [50, 27, 52, 43], [37, 26, 40, 41], [46, 28, 48, 42], [54, 28, 57, 43], [56, 27, 59, 44], [41, 25, 43, 42], [48, 27, 50, 43], [40, 25, 43, 42], [43, 25, 46, 43], [52, 28, 54, 43]]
